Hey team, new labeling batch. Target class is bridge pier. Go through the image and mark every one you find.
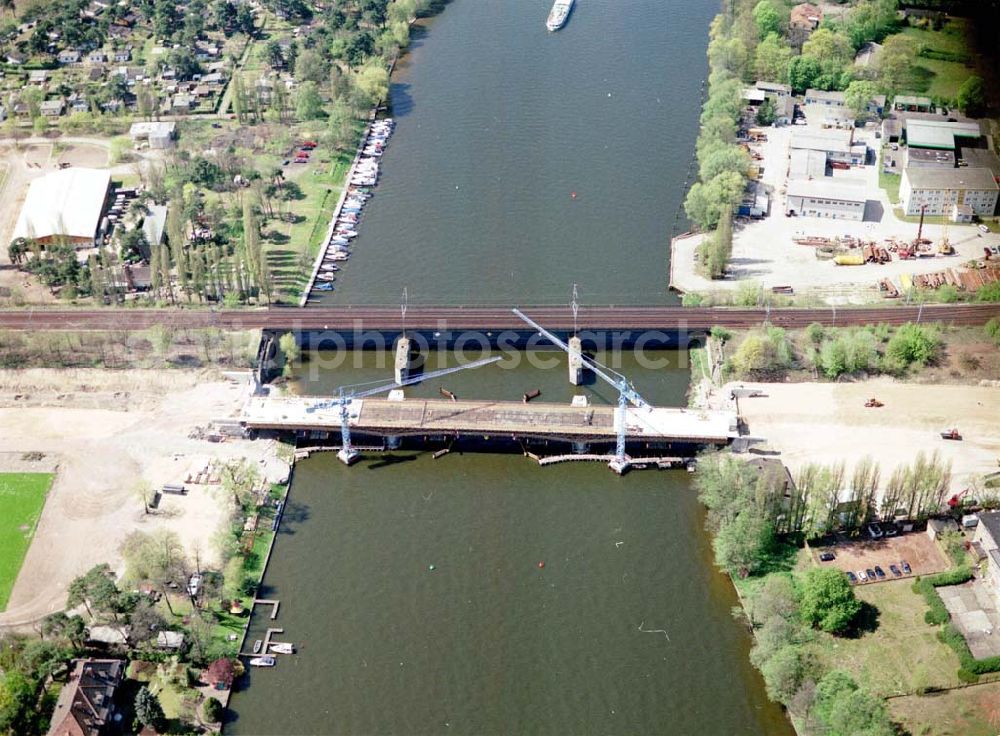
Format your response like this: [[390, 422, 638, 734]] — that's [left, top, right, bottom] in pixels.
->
[[394, 336, 413, 384], [608, 457, 630, 475], [386, 435, 402, 450], [568, 336, 583, 386], [337, 448, 360, 466], [572, 441, 590, 454]]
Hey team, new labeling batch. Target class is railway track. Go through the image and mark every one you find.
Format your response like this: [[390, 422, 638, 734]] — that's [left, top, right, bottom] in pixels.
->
[[0, 304, 996, 332]]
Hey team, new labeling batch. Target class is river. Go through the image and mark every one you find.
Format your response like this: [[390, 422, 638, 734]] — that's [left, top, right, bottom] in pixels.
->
[[227, 0, 794, 733], [312, 0, 707, 306]]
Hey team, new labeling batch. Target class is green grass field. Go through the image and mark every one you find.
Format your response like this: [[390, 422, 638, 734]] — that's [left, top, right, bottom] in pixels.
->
[[891, 19, 977, 101], [812, 579, 964, 698], [0, 473, 54, 611]]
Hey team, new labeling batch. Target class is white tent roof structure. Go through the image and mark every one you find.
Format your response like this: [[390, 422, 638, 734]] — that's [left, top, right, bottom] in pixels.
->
[[12, 168, 111, 243]]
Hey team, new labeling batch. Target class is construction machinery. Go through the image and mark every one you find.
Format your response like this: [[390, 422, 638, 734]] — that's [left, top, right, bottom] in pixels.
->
[[321, 355, 503, 465], [940, 428, 962, 441], [864, 398, 884, 408], [513, 308, 651, 474], [937, 220, 954, 255], [914, 204, 932, 247]]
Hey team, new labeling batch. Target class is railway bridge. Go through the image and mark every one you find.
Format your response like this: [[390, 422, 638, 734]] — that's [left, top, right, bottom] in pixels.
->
[[0, 304, 995, 335]]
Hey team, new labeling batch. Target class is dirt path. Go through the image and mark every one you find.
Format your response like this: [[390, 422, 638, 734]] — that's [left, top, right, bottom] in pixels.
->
[[0, 368, 287, 629]]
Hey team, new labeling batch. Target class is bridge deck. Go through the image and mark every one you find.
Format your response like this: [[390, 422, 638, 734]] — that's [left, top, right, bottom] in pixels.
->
[[242, 396, 736, 444]]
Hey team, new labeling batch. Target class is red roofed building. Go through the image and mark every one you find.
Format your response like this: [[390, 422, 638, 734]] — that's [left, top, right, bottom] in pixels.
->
[[790, 2, 823, 30], [789, 3, 823, 47], [46, 659, 124, 736]]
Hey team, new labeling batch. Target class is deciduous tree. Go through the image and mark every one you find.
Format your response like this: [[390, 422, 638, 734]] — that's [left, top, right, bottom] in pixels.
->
[[798, 567, 861, 634]]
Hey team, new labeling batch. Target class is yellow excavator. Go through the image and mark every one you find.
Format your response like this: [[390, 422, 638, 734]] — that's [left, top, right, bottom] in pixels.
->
[[938, 220, 954, 255]]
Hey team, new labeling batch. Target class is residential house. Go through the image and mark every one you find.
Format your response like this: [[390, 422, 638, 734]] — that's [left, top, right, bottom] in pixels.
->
[[40, 99, 65, 117], [88, 50, 108, 64], [87, 66, 104, 81], [789, 3, 822, 47], [28, 69, 49, 85], [113, 45, 132, 63], [58, 49, 82, 65], [972, 511, 1000, 598], [790, 2, 822, 30], [202, 71, 225, 88], [68, 94, 90, 113], [171, 93, 193, 112], [6, 51, 27, 65], [46, 659, 124, 736]]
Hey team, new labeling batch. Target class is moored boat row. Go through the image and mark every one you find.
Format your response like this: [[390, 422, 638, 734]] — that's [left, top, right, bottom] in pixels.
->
[[307, 118, 396, 300]]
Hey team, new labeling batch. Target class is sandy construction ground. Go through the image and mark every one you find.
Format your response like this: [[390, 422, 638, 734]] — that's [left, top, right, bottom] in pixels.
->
[[0, 368, 286, 629], [723, 378, 1000, 491]]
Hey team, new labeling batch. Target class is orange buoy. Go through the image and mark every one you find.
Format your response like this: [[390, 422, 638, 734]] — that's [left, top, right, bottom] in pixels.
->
[[537, 561, 545, 569], [570, 192, 577, 199]]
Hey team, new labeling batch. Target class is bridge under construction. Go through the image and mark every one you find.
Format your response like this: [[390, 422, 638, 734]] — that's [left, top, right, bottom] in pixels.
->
[[241, 394, 739, 471]]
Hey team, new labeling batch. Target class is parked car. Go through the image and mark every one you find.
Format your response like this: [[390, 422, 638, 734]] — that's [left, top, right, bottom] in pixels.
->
[[889, 564, 902, 577], [865, 568, 877, 581], [900, 560, 912, 575], [874, 566, 886, 579], [846, 571, 858, 584], [867, 523, 884, 539], [856, 569, 868, 583], [187, 572, 202, 597], [819, 552, 836, 562], [978, 224, 989, 233]]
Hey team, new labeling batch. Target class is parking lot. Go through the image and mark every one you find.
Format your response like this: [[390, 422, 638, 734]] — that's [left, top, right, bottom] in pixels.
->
[[812, 528, 950, 585]]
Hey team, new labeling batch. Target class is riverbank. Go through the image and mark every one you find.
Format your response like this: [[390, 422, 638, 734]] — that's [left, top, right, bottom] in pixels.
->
[[687, 331, 1000, 733], [0, 368, 286, 629]]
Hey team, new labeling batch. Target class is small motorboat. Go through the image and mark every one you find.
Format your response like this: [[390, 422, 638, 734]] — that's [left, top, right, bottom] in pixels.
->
[[327, 252, 349, 262], [269, 642, 295, 655], [249, 656, 276, 667], [320, 264, 341, 271], [252, 640, 263, 654], [335, 230, 358, 238], [314, 282, 334, 292]]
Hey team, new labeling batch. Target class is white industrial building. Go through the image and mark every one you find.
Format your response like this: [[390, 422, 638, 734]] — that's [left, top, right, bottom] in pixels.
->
[[786, 179, 867, 220], [790, 127, 867, 166], [11, 168, 112, 247], [900, 167, 999, 217], [788, 148, 827, 180], [128, 121, 177, 148]]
